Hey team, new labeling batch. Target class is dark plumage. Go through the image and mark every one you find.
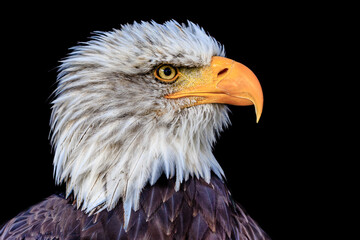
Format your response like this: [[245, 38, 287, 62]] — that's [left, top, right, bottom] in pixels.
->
[[0, 174, 269, 240]]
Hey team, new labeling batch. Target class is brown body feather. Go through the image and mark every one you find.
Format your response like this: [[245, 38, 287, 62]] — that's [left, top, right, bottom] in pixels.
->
[[0, 174, 270, 240]]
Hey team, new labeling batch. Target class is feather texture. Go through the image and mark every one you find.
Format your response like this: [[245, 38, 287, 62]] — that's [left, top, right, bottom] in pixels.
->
[[1, 20, 270, 239], [0, 174, 270, 240], [50, 20, 229, 217]]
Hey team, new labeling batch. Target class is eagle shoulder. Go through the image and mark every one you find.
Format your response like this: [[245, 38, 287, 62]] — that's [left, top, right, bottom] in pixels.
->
[[0, 175, 270, 240], [0, 194, 82, 240], [132, 174, 271, 240]]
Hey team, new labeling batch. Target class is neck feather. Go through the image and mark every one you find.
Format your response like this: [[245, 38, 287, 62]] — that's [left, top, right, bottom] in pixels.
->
[[51, 104, 230, 220]]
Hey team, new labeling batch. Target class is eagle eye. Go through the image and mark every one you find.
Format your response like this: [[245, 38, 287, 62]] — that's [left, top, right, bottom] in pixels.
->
[[154, 65, 179, 83]]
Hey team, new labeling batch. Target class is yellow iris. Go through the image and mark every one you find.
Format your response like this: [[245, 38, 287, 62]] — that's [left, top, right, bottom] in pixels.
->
[[154, 65, 179, 82]]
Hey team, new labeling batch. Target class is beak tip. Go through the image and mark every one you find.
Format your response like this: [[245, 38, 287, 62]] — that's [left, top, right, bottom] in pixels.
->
[[255, 102, 263, 124], [256, 116, 261, 124]]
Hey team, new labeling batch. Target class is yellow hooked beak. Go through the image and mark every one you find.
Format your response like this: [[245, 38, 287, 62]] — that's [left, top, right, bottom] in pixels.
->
[[165, 56, 264, 123]]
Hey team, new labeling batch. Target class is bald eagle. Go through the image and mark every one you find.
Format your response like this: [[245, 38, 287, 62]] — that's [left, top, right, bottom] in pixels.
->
[[0, 20, 269, 240]]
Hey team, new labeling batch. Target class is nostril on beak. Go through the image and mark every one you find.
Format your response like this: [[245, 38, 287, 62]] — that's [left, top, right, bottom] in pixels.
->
[[217, 68, 229, 79]]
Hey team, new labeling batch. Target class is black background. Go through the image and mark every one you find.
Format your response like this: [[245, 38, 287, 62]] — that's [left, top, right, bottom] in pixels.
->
[[0, 2, 344, 240]]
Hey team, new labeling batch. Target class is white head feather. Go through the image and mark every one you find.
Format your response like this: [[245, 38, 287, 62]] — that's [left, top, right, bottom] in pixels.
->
[[50, 20, 229, 224]]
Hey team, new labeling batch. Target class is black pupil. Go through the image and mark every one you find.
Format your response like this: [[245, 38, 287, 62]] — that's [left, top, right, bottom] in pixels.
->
[[163, 67, 172, 76]]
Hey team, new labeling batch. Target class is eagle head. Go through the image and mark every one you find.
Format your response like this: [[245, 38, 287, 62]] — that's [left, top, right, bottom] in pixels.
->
[[50, 20, 263, 223]]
